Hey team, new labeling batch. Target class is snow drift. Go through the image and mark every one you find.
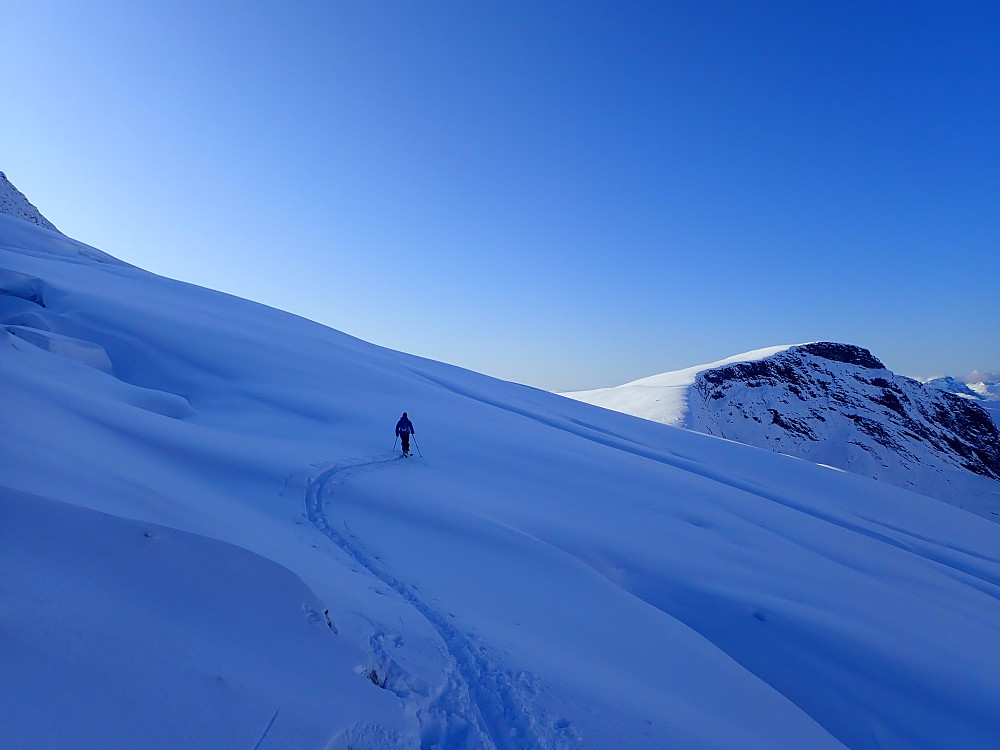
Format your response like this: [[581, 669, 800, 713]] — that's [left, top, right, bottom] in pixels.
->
[[3, 212, 1000, 749]]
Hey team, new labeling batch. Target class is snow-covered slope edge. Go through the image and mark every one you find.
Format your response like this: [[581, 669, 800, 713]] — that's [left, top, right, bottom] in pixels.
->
[[563, 344, 795, 426], [1, 171, 59, 232], [4, 213, 1000, 749], [565, 343, 1000, 519]]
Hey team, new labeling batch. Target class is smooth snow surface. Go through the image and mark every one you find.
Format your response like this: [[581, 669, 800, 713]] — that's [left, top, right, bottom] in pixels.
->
[[4, 213, 1000, 749], [563, 345, 794, 425]]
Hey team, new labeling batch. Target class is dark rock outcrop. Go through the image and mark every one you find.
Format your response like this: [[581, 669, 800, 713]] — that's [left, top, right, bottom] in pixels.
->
[[690, 343, 1000, 483], [0, 172, 59, 232]]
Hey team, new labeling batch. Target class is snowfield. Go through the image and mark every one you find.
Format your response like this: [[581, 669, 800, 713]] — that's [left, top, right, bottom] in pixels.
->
[[3, 213, 1000, 749]]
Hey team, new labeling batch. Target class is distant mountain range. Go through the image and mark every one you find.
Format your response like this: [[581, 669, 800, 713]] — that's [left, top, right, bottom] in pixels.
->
[[563, 343, 1000, 519], [924, 373, 1000, 422]]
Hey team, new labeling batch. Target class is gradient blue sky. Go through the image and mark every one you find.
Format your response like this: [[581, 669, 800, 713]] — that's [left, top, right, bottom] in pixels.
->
[[4, 1, 998, 390]]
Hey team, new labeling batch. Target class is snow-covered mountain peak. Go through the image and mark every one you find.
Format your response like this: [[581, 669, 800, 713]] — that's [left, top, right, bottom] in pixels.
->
[[0, 172, 59, 232], [565, 342, 1000, 517], [789, 341, 885, 369], [694, 343, 890, 403], [624, 344, 795, 388], [562, 344, 797, 425], [927, 371, 1000, 401], [689, 344, 999, 479], [968, 377, 1000, 399], [926, 371, 1000, 427]]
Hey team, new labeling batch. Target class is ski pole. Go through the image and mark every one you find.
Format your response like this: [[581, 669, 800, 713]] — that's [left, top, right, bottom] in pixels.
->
[[412, 435, 422, 458], [392, 435, 398, 453]]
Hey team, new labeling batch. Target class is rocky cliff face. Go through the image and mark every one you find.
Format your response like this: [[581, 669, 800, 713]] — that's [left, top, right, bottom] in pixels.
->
[[0, 172, 58, 232], [688, 343, 1000, 490]]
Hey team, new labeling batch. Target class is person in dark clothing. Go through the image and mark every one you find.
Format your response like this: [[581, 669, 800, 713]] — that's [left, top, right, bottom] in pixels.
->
[[395, 412, 415, 456]]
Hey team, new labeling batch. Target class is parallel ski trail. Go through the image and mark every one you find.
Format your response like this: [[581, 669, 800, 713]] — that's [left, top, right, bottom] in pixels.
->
[[304, 457, 557, 750]]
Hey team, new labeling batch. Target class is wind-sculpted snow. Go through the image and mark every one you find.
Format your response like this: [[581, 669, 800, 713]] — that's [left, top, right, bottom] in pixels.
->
[[4, 215, 1000, 748], [0, 485, 408, 750]]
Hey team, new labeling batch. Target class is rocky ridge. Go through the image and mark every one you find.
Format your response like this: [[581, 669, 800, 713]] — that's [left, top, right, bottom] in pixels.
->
[[564, 342, 1000, 518], [689, 343, 1000, 483], [1, 172, 58, 232]]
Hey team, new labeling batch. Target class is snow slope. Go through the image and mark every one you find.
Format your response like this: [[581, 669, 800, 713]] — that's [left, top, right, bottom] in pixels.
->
[[564, 345, 1000, 519], [563, 345, 794, 426], [2, 486, 406, 749], [0, 171, 59, 232], [4, 212, 1000, 749]]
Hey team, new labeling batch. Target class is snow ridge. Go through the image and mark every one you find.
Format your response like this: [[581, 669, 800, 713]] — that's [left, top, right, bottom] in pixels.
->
[[0, 172, 58, 232], [561, 345, 793, 426]]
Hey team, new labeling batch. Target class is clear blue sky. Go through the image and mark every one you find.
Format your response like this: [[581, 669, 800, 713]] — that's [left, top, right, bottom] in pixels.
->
[[4, 1, 998, 390]]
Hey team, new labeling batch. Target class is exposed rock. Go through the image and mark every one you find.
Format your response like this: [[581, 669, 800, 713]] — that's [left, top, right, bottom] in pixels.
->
[[0, 172, 59, 232], [689, 343, 1000, 483], [565, 342, 1000, 517]]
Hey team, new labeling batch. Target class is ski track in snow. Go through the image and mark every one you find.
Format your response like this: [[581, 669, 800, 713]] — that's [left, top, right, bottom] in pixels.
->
[[304, 456, 575, 750]]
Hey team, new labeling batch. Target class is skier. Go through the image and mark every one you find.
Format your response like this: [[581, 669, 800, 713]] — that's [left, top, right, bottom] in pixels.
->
[[395, 412, 415, 456]]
